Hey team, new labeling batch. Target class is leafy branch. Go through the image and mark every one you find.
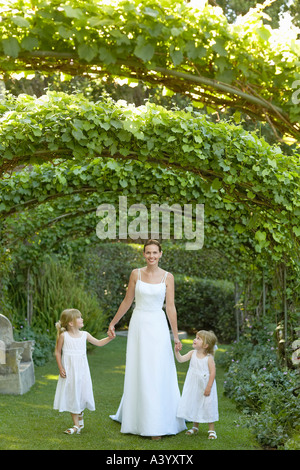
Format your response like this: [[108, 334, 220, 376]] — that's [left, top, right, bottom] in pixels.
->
[[0, 0, 299, 140]]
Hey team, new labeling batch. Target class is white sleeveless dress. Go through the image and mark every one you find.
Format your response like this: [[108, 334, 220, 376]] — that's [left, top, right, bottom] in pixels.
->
[[110, 269, 186, 436], [177, 351, 219, 423], [53, 331, 95, 414]]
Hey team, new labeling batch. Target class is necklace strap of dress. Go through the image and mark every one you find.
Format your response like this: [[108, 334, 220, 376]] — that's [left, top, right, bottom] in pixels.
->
[[161, 271, 168, 283], [138, 268, 141, 280]]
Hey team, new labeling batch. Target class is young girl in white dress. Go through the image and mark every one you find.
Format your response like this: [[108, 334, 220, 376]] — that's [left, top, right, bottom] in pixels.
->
[[175, 330, 219, 439], [54, 308, 114, 434]]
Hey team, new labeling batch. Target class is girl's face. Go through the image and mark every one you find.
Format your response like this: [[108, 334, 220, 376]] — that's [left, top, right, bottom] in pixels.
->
[[143, 245, 162, 265], [70, 315, 84, 330], [193, 335, 207, 351]]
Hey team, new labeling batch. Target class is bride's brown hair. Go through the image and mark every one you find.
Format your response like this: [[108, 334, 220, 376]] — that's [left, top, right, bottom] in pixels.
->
[[143, 239, 162, 252]]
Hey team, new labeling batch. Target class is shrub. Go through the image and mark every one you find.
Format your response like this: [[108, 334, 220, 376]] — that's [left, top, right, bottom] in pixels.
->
[[222, 321, 300, 449], [175, 275, 235, 342], [13, 323, 55, 366], [242, 379, 300, 449], [9, 257, 106, 341]]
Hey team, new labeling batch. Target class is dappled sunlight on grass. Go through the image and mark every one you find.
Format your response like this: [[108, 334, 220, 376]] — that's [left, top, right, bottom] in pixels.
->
[[182, 338, 193, 344], [43, 374, 59, 380], [112, 365, 126, 375], [0, 434, 28, 450], [0, 430, 73, 451], [176, 370, 187, 386], [22, 401, 52, 410]]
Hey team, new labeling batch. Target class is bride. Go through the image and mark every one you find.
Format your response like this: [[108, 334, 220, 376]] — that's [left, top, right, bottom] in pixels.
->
[[108, 239, 186, 439]]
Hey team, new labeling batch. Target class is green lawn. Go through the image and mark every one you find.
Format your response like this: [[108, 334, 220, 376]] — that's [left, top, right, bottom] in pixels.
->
[[0, 336, 261, 451]]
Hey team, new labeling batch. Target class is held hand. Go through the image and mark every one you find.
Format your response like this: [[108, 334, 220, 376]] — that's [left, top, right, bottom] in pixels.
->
[[174, 339, 182, 351], [107, 323, 116, 339]]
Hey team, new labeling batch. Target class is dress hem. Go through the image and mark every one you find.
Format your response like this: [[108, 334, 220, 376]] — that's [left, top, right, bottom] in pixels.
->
[[109, 415, 186, 436], [177, 415, 219, 423], [54, 406, 95, 414]]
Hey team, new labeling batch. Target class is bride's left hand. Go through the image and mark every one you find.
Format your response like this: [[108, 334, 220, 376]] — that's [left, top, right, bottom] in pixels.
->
[[174, 339, 182, 351], [107, 323, 116, 338]]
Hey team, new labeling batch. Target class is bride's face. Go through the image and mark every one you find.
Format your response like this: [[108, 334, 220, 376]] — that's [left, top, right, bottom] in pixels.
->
[[143, 245, 162, 265]]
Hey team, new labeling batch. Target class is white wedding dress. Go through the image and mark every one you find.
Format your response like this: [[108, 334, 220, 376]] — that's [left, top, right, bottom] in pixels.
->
[[110, 269, 186, 436]]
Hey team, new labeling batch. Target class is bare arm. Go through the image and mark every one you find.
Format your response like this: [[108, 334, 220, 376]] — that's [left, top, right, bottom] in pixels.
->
[[165, 273, 181, 351], [175, 349, 193, 363], [87, 333, 114, 347], [204, 355, 216, 396], [55, 334, 66, 378], [107, 269, 137, 338]]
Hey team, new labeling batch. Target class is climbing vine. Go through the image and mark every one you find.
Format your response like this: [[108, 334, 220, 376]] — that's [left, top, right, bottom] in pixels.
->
[[0, 150, 299, 266], [0, 92, 300, 260], [0, 0, 299, 140]]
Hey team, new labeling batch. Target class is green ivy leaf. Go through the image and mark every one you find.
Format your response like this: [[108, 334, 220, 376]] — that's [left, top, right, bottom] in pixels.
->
[[212, 38, 227, 57], [134, 43, 155, 62], [292, 226, 300, 237], [255, 230, 266, 242], [78, 44, 98, 62], [170, 49, 183, 66], [211, 178, 222, 190], [12, 16, 30, 28], [256, 26, 272, 42], [216, 69, 234, 84], [267, 158, 277, 169], [2, 37, 20, 58], [21, 36, 39, 51], [98, 47, 117, 65], [63, 5, 84, 19]]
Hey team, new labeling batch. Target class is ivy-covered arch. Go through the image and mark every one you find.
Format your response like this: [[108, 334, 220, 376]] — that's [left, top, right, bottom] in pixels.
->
[[0, 156, 264, 258], [1, 92, 300, 260], [0, 146, 299, 269]]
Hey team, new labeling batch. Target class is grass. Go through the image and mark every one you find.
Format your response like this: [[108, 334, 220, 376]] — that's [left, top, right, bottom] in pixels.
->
[[0, 336, 261, 451]]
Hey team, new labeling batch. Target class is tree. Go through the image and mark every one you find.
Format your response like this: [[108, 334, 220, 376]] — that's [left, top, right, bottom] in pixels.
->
[[214, 0, 298, 28], [0, 0, 299, 141]]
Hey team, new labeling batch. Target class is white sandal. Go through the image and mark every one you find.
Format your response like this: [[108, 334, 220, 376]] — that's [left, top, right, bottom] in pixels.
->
[[186, 426, 198, 435], [208, 430, 217, 439], [64, 425, 81, 435]]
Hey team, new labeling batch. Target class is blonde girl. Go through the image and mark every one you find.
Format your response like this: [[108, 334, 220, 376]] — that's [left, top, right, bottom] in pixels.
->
[[175, 330, 219, 439], [54, 308, 114, 434]]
